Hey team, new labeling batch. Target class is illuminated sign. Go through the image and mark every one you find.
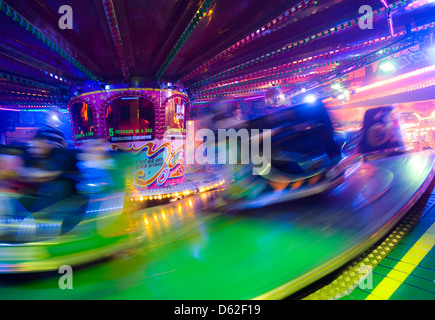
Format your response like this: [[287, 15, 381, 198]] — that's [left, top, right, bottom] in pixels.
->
[[105, 97, 155, 143], [75, 131, 95, 140], [110, 141, 185, 189], [165, 97, 187, 139], [71, 101, 96, 142]]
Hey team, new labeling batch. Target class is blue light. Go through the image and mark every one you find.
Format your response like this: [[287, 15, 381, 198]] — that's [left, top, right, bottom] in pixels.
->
[[304, 94, 317, 103]]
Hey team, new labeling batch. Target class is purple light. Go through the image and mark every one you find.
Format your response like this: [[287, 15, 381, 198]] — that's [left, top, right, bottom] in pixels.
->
[[0, 108, 21, 112], [381, 0, 395, 36], [208, 100, 237, 106], [243, 95, 265, 101], [380, 0, 388, 7]]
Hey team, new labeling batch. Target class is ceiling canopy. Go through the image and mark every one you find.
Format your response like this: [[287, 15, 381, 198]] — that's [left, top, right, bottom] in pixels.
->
[[0, 0, 434, 107]]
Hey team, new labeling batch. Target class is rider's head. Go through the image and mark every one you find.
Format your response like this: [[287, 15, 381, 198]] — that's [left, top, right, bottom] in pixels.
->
[[29, 127, 66, 158]]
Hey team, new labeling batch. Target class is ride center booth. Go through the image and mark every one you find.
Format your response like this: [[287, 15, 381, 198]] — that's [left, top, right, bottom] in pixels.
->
[[68, 85, 222, 206]]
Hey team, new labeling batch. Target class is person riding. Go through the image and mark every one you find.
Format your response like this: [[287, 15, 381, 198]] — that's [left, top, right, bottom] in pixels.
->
[[18, 126, 81, 212]]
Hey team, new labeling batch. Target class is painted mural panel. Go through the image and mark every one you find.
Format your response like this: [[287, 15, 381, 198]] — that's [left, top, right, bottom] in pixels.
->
[[109, 140, 185, 190]]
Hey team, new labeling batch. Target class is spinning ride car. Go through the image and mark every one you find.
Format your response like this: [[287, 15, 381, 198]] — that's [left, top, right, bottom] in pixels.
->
[[221, 100, 362, 209], [0, 135, 137, 273]]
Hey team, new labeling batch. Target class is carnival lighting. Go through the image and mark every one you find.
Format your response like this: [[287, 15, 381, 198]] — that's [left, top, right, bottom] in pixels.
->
[[130, 180, 226, 203], [357, 64, 435, 93], [331, 82, 342, 90], [304, 94, 317, 103], [379, 60, 396, 73], [326, 65, 435, 107]]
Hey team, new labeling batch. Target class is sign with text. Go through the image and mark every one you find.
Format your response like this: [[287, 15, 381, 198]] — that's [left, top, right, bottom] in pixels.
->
[[106, 97, 155, 143], [110, 140, 185, 189], [71, 101, 96, 142], [165, 97, 187, 139]]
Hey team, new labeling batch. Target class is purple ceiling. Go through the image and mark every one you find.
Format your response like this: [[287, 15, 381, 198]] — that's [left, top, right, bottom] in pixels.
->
[[0, 0, 434, 105]]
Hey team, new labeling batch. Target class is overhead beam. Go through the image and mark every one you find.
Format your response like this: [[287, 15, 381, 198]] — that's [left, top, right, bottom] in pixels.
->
[[102, 0, 130, 81]]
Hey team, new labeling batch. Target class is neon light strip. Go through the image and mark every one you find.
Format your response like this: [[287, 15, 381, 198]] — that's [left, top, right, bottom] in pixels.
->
[[243, 95, 266, 101], [178, 0, 315, 83], [155, 0, 215, 80], [195, 71, 323, 96], [331, 66, 435, 106], [0, 0, 98, 81], [0, 53, 73, 86], [356, 65, 435, 93], [187, 1, 435, 91], [188, 6, 391, 88], [196, 44, 375, 94], [102, 0, 130, 81]]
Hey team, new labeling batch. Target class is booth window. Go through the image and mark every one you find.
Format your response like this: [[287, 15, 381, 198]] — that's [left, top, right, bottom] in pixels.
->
[[71, 102, 96, 141], [105, 97, 155, 143], [165, 97, 186, 139]]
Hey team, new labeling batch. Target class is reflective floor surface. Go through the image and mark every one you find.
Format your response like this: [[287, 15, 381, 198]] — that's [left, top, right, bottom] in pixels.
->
[[0, 151, 433, 300]]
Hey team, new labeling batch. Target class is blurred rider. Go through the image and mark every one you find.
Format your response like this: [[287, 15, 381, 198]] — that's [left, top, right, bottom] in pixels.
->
[[18, 126, 81, 212], [76, 138, 115, 194]]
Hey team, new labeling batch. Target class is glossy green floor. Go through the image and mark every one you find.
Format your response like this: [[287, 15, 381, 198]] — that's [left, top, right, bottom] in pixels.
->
[[340, 190, 435, 300], [0, 152, 433, 300]]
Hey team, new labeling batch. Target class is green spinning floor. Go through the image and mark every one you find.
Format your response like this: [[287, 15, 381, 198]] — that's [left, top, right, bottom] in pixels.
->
[[0, 151, 434, 300]]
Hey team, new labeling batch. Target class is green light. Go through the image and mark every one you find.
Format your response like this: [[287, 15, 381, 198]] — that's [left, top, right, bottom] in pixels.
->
[[379, 61, 396, 73], [331, 83, 342, 90]]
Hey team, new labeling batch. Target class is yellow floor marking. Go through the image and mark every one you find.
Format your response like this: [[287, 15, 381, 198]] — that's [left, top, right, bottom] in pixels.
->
[[394, 261, 415, 274], [366, 221, 435, 300]]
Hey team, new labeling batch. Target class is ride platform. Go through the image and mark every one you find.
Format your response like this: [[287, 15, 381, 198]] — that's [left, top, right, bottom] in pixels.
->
[[0, 151, 433, 299]]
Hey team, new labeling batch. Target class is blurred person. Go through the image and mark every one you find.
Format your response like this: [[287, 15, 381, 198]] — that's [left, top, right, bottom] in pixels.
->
[[422, 141, 432, 150], [192, 98, 233, 175], [0, 145, 33, 241], [208, 98, 246, 131], [233, 107, 245, 123], [76, 138, 115, 194], [206, 99, 247, 177], [413, 141, 422, 152], [17, 126, 81, 213], [360, 106, 404, 154], [75, 138, 129, 234], [0, 144, 24, 193]]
